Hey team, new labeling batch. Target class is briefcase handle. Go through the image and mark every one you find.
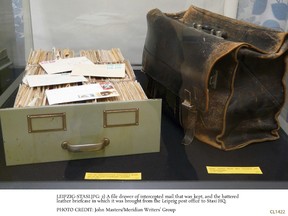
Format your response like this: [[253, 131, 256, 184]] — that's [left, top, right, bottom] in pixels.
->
[[61, 138, 110, 152]]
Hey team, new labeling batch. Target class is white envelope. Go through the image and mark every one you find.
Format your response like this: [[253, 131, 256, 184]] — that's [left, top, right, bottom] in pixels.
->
[[71, 63, 126, 78], [45, 82, 119, 105], [39, 56, 94, 74], [25, 74, 87, 87]]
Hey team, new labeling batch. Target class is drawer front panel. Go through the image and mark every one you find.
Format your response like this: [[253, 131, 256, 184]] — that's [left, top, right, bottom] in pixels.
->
[[0, 99, 161, 165]]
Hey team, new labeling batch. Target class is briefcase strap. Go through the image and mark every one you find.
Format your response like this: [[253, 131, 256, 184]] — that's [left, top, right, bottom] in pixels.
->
[[180, 90, 198, 145]]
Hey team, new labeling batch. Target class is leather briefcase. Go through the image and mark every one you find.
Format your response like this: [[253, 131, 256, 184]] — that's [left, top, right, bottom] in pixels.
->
[[142, 5, 288, 150]]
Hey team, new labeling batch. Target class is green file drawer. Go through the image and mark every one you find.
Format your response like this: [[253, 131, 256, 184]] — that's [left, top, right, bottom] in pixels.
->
[[0, 99, 161, 166]]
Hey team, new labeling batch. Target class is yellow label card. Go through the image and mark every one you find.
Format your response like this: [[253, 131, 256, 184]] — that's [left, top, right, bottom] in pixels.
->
[[84, 172, 142, 180], [206, 166, 263, 174]]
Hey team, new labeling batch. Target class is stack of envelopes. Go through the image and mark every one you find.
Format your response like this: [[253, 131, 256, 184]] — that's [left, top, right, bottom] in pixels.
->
[[14, 48, 147, 107]]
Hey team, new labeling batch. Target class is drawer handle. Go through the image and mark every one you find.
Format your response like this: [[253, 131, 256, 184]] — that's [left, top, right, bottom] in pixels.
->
[[61, 138, 110, 152]]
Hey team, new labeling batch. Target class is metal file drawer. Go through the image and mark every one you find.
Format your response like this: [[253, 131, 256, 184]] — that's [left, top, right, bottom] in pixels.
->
[[0, 99, 161, 166]]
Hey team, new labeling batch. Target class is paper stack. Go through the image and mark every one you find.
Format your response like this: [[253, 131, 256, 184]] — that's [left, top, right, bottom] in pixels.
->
[[14, 48, 146, 107]]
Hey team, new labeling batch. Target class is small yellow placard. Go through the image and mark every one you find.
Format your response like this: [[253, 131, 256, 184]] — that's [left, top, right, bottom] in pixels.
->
[[206, 166, 263, 174], [84, 172, 142, 180]]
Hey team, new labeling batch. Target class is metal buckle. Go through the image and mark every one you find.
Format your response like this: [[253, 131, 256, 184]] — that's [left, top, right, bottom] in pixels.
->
[[182, 89, 193, 109]]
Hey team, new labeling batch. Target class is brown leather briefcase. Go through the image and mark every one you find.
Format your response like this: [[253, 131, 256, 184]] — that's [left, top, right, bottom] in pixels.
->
[[142, 5, 288, 150]]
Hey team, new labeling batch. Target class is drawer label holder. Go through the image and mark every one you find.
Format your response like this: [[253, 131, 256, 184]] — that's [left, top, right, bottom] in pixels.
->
[[27, 113, 67, 133], [103, 108, 139, 128]]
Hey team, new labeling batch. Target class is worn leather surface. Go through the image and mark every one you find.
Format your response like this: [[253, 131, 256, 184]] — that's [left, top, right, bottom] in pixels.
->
[[142, 5, 288, 150]]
